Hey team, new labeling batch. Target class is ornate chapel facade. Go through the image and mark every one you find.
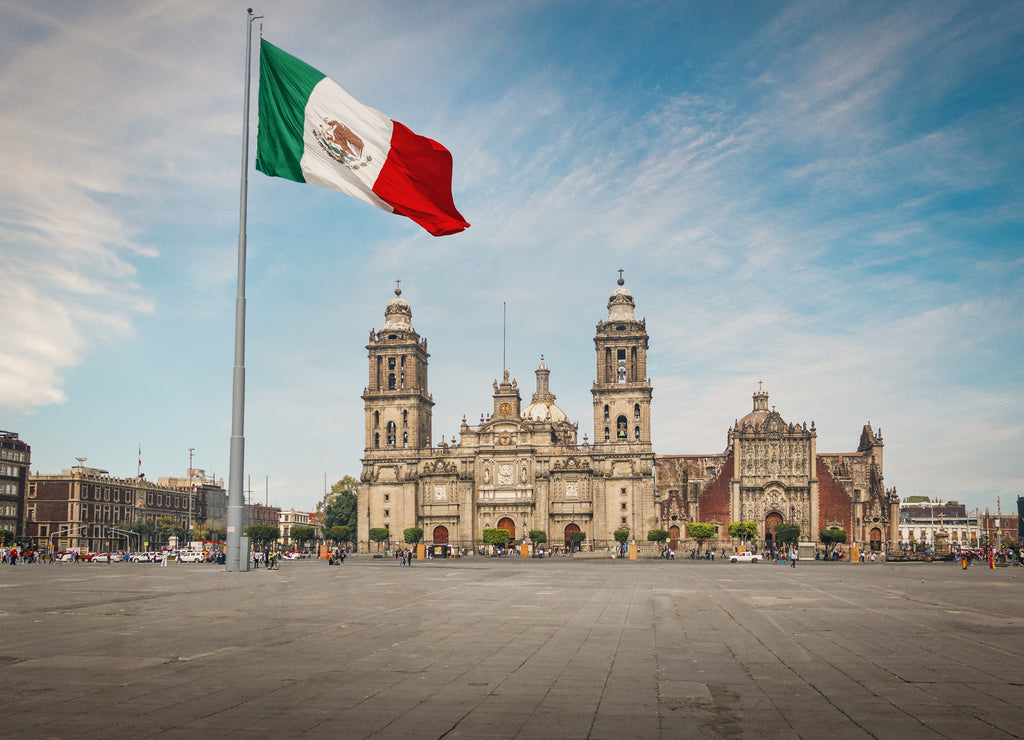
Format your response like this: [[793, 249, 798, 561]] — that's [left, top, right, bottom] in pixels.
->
[[356, 279, 899, 553]]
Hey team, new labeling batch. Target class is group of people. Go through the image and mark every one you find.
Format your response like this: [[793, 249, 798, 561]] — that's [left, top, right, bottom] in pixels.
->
[[395, 548, 416, 565], [251, 550, 279, 569]]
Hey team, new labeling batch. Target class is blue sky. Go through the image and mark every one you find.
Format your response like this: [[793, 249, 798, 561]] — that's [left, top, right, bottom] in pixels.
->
[[1, 0, 1021, 514]]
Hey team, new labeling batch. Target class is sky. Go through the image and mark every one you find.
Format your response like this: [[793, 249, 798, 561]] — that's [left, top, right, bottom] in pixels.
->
[[1, 0, 1022, 515]]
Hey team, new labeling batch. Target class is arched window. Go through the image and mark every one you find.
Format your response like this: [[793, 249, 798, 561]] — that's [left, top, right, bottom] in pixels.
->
[[603, 404, 610, 421], [386, 421, 396, 446], [373, 410, 380, 427], [403, 432, 409, 447], [374, 433, 380, 449], [388, 373, 396, 390], [634, 426, 640, 440], [616, 416, 628, 440], [634, 403, 640, 420], [604, 427, 610, 442], [402, 410, 408, 425]]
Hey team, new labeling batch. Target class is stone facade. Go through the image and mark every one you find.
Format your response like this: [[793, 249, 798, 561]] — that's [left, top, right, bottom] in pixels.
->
[[358, 279, 897, 553], [0, 431, 30, 540]]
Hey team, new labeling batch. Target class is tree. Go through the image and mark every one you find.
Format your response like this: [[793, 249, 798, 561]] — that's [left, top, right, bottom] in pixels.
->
[[728, 521, 758, 546], [819, 528, 847, 557], [404, 527, 424, 546], [0, 529, 13, 546], [244, 524, 280, 548], [290, 525, 316, 550], [569, 531, 586, 550], [369, 527, 390, 551], [647, 529, 669, 545], [327, 525, 350, 544], [528, 529, 547, 546], [317, 476, 358, 537], [155, 516, 185, 544], [774, 523, 801, 548], [687, 522, 717, 552], [612, 530, 630, 551], [482, 528, 509, 550]]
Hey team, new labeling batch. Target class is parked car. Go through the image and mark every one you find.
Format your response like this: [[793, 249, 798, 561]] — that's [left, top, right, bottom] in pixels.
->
[[283, 551, 304, 560], [729, 551, 763, 563], [177, 550, 206, 563]]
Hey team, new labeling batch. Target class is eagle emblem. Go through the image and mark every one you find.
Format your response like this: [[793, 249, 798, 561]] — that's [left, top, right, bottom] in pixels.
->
[[313, 118, 373, 170]]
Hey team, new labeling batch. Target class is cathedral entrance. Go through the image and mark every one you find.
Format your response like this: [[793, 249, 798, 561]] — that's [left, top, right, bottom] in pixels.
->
[[433, 525, 449, 545], [669, 525, 680, 551], [564, 522, 580, 551], [764, 512, 783, 548], [498, 517, 516, 542], [869, 527, 882, 551]]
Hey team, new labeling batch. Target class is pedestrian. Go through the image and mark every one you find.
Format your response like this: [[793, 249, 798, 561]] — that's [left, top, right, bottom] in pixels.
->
[[790, 548, 798, 568], [160, 550, 168, 567]]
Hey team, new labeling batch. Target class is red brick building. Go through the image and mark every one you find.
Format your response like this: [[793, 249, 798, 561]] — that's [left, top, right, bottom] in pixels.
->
[[26, 467, 197, 552]]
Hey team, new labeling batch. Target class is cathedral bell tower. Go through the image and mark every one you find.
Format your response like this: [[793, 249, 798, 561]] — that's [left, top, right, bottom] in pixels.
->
[[362, 283, 434, 452], [592, 275, 653, 446]]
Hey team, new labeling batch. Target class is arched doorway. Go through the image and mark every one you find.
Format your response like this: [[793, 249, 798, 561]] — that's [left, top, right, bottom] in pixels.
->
[[869, 527, 882, 552], [498, 517, 516, 542], [564, 522, 580, 551], [669, 525, 680, 551], [764, 512, 783, 548], [433, 525, 449, 545]]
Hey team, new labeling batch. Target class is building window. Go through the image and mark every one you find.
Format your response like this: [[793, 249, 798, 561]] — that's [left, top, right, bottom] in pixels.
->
[[616, 416, 628, 440], [384, 509, 390, 518], [604, 427, 610, 442], [621, 517, 628, 525], [388, 357, 396, 370], [621, 502, 627, 510], [603, 405, 609, 421], [621, 487, 627, 495], [388, 374, 396, 390], [384, 494, 389, 501], [634, 404, 640, 420], [374, 411, 380, 427], [634, 426, 640, 440]]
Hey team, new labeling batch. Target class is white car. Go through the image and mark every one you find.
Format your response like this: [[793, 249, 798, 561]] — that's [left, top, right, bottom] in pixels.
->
[[729, 551, 763, 563], [177, 550, 206, 563]]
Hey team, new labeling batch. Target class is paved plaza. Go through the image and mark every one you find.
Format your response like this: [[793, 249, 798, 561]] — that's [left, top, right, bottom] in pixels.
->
[[1, 556, 1022, 738]]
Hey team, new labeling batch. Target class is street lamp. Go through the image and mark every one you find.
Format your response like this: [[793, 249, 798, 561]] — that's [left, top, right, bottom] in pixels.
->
[[187, 447, 195, 546]]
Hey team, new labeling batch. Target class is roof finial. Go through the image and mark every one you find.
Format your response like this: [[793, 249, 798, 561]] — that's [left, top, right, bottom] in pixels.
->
[[617, 268, 624, 286], [394, 278, 402, 296]]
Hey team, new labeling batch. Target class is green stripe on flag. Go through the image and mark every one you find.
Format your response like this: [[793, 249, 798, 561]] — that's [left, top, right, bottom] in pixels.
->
[[256, 41, 327, 183]]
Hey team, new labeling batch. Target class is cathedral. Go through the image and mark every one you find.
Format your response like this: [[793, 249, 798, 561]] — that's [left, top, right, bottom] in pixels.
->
[[356, 278, 899, 554]]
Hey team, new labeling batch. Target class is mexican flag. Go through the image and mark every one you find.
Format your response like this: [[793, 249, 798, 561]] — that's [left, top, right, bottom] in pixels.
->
[[256, 41, 469, 237]]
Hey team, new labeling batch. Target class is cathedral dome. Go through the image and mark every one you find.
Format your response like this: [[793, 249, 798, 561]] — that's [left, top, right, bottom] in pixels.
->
[[522, 355, 569, 423], [607, 276, 636, 322], [738, 388, 772, 428], [522, 399, 569, 423], [382, 285, 412, 332]]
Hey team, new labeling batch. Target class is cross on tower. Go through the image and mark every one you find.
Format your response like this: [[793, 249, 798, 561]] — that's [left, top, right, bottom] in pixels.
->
[[617, 268, 624, 281], [395, 278, 401, 294]]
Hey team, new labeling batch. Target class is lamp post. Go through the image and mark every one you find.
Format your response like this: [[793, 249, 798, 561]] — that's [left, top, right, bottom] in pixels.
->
[[187, 447, 195, 547]]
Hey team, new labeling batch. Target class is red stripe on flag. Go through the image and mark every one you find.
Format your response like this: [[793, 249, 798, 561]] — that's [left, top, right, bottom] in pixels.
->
[[372, 121, 470, 237]]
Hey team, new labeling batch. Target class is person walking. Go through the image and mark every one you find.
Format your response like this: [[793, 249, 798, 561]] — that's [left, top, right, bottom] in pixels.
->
[[790, 548, 798, 568]]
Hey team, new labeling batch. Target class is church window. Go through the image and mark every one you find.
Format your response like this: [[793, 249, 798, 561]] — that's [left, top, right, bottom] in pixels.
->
[[604, 405, 609, 421], [616, 416, 628, 440], [634, 426, 640, 440], [384, 509, 389, 518], [604, 427, 610, 442], [388, 374, 396, 390], [388, 357, 396, 370], [374, 433, 380, 448], [621, 517, 628, 525], [402, 410, 408, 425], [374, 411, 380, 427], [387, 421, 397, 446], [621, 502, 627, 510], [403, 432, 409, 447], [621, 487, 627, 495], [617, 349, 627, 383], [634, 404, 640, 420], [384, 494, 389, 501]]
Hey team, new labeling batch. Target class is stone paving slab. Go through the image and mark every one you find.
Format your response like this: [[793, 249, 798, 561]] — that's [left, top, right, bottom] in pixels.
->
[[0, 557, 1022, 738]]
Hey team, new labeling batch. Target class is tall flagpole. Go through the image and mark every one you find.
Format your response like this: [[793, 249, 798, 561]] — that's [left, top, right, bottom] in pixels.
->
[[227, 8, 262, 571]]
